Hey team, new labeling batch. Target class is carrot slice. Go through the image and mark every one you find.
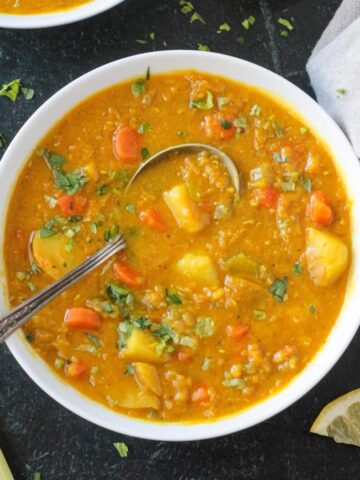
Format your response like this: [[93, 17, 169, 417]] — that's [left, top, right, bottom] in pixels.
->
[[255, 186, 278, 209], [139, 208, 166, 231], [64, 307, 101, 330], [113, 126, 141, 164], [113, 260, 145, 288], [65, 356, 87, 378], [226, 324, 250, 340], [57, 195, 88, 216], [309, 191, 334, 227], [202, 113, 236, 140]]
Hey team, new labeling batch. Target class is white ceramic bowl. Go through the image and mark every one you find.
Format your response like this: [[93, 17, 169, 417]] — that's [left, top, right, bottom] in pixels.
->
[[0, 0, 125, 29], [1, 51, 359, 441]]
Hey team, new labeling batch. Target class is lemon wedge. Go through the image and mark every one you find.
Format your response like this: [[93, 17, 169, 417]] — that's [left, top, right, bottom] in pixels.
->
[[311, 389, 360, 447]]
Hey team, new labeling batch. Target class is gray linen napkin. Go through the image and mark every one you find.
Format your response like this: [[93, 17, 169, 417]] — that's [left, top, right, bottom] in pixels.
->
[[306, 0, 360, 156]]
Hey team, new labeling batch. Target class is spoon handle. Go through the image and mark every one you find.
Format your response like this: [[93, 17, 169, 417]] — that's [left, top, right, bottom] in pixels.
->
[[0, 235, 126, 344]]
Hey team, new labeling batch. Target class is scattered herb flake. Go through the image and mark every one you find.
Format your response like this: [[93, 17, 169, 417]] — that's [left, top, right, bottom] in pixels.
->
[[292, 261, 302, 275], [125, 203, 136, 214], [190, 12, 205, 24], [309, 305, 316, 314], [242, 15, 256, 30], [149, 32, 155, 41], [86, 333, 101, 346], [197, 43, 210, 51], [269, 276, 288, 302], [249, 104, 261, 116], [218, 22, 230, 33], [217, 96, 230, 107], [179, 0, 194, 14], [141, 147, 150, 161], [33, 473, 41, 480], [114, 442, 128, 458], [299, 176, 312, 192], [253, 310, 266, 320], [135, 39, 147, 45], [273, 152, 288, 164], [96, 184, 110, 196], [236, 35, 245, 44], [300, 126, 308, 134], [165, 288, 182, 305], [124, 363, 135, 375], [273, 120, 285, 138], [233, 115, 248, 130], [280, 30, 289, 37], [131, 79, 146, 98], [138, 123, 151, 134], [336, 88, 346, 95], [177, 130, 188, 138], [0, 78, 21, 101], [39, 228, 57, 239], [221, 119, 232, 129], [278, 18, 294, 31], [21, 87, 35, 100], [190, 90, 213, 110]]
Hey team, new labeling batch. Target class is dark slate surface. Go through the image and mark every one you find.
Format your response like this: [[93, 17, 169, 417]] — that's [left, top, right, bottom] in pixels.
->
[[1, 1, 359, 479]]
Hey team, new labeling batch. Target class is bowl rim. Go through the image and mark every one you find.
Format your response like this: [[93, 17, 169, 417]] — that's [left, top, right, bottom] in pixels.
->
[[1, 50, 360, 441], [0, 0, 125, 29]]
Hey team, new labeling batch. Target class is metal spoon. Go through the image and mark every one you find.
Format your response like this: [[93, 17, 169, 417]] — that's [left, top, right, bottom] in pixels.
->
[[0, 143, 241, 343], [126, 143, 241, 194]]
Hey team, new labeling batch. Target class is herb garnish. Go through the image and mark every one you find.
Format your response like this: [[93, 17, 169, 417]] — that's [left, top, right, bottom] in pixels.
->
[[21, 87, 35, 100], [0, 79, 21, 101], [269, 276, 288, 302], [197, 43, 210, 51], [114, 442, 129, 458], [336, 88, 346, 95], [124, 364, 135, 376], [96, 184, 110, 196], [221, 119, 232, 129], [273, 120, 285, 138], [309, 305, 316, 314], [242, 15, 256, 30], [217, 22, 230, 33], [299, 176, 312, 192], [106, 282, 133, 305], [190, 90, 214, 110], [292, 261, 302, 275], [131, 79, 146, 98], [165, 288, 182, 304], [138, 123, 151, 134], [141, 147, 150, 161], [278, 18, 294, 31], [190, 12, 205, 24], [273, 151, 288, 163], [0, 133, 6, 148], [249, 104, 261, 116], [125, 204, 136, 214]]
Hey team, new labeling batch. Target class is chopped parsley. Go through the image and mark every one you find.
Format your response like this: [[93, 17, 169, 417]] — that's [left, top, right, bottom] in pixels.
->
[[253, 310, 266, 320], [336, 88, 346, 95], [309, 305, 316, 314], [233, 115, 248, 130], [21, 87, 35, 100], [280, 30, 289, 38], [273, 120, 285, 138], [0, 78, 21, 101], [292, 261, 302, 275], [114, 442, 128, 458], [125, 203, 136, 214], [217, 96, 230, 107], [177, 130, 188, 138], [190, 12, 205, 24], [179, 0, 194, 14], [131, 79, 146, 98], [273, 152, 288, 163], [106, 282, 133, 305], [153, 323, 176, 354], [220, 119, 232, 129], [85, 333, 101, 346], [300, 126, 309, 134], [278, 18, 294, 31], [190, 90, 213, 110], [249, 104, 261, 116], [217, 22, 230, 33], [141, 147, 150, 161], [269, 276, 288, 302], [104, 224, 119, 242], [299, 176, 312, 192], [33, 473, 42, 480], [96, 184, 110, 196], [165, 288, 182, 305], [197, 43, 210, 51], [138, 123, 151, 134], [242, 15, 256, 30], [39, 227, 57, 238], [124, 363, 135, 375]]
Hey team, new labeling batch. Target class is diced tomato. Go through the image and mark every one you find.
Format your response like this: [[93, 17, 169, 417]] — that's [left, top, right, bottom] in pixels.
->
[[192, 387, 210, 403], [177, 351, 192, 363], [201, 113, 236, 141], [57, 195, 88, 216], [226, 324, 250, 340], [139, 208, 166, 231], [64, 307, 101, 330], [113, 126, 141, 164], [113, 260, 145, 288], [65, 356, 87, 379], [308, 191, 334, 226], [255, 186, 279, 209]]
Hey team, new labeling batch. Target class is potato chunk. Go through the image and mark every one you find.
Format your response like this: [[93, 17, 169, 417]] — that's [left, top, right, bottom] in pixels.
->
[[176, 253, 219, 286], [121, 329, 169, 364], [32, 231, 84, 280], [306, 227, 348, 287], [163, 184, 209, 233], [108, 377, 160, 410], [133, 362, 163, 396]]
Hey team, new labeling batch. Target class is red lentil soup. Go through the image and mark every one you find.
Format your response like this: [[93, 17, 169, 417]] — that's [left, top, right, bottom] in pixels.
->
[[4, 71, 351, 422], [0, 0, 92, 15]]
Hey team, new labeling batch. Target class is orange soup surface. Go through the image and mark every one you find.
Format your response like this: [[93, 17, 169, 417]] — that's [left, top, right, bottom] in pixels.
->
[[4, 71, 351, 423], [0, 0, 92, 14]]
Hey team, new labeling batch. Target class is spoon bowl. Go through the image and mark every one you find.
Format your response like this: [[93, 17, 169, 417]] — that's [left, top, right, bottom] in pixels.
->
[[126, 143, 242, 195]]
